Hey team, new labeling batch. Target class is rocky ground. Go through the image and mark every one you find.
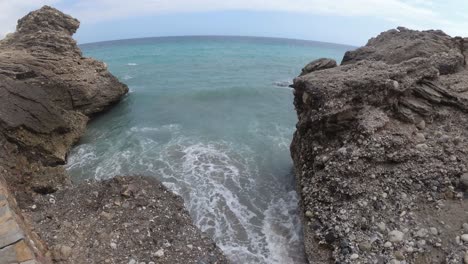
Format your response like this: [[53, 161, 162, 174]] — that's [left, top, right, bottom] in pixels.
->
[[291, 27, 468, 264], [0, 6, 227, 264], [22, 176, 226, 264]]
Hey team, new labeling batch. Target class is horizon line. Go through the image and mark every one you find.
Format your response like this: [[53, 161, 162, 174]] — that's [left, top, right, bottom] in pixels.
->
[[78, 34, 358, 48]]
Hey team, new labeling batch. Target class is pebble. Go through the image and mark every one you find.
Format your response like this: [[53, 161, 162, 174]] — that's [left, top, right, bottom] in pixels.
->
[[405, 246, 414, 253], [461, 234, 468, 242], [359, 241, 372, 251], [154, 249, 164, 258], [416, 120, 425, 130], [350, 254, 359, 260], [110, 242, 117, 250], [417, 240, 426, 247], [415, 228, 428, 238], [187, 244, 193, 250], [464, 251, 468, 264], [305, 210, 313, 218], [394, 251, 405, 260], [429, 227, 438, 235], [463, 223, 468, 232], [377, 222, 386, 232], [128, 260, 136, 264], [52, 245, 73, 261], [461, 174, 468, 189], [389, 260, 400, 264], [388, 230, 404, 243], [414, 133, 426, 143], [384, 241, 393, 248]]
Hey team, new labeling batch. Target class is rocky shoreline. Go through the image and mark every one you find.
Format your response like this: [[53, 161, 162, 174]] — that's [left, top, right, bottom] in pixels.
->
[[0, 6, 226, 263], [291, 27, 468, 263]]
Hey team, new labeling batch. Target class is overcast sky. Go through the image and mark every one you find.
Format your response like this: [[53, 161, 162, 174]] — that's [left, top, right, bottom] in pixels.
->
[[1, 0, 468, 45]]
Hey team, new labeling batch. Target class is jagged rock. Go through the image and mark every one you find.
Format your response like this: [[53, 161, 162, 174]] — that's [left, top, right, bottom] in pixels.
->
[[0, 6, 128, 166], [342, 27, 465, 75], [291, 27, 468, 263], [300, 58, 337, 76], [0, 6, 128, 263]]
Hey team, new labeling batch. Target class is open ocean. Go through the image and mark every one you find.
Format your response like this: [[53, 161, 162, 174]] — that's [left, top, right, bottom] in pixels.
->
[[66, 36, 353, 263]]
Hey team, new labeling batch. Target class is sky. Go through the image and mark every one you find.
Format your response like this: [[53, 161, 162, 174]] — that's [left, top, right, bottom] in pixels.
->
[[1, 0, 468, 46]]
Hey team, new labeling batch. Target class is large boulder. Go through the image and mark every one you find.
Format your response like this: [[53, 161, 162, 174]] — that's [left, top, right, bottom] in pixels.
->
[[291, 28, 468, 263]]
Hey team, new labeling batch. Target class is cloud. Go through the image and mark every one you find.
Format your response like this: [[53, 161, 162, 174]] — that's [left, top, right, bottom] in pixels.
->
[[0, 0, 467, 40], [0, 0, 59, 38]]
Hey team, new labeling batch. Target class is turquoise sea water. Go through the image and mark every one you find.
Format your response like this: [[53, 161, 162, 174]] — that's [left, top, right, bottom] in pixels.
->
[[66, 36, 352, 264]]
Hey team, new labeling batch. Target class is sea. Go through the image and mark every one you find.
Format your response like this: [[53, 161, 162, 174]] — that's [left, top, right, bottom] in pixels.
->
[[66, 36, 353, 264]]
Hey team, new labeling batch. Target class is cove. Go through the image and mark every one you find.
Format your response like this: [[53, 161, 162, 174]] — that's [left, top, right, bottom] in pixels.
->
[[66, 36, 351, 263]]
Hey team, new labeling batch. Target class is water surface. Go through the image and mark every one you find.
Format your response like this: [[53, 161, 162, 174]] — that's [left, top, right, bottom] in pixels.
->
[[67, 36, 351, 263]]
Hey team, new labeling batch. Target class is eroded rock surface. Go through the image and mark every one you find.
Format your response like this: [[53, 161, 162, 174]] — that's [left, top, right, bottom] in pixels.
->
[[291, 28, 468, 263]]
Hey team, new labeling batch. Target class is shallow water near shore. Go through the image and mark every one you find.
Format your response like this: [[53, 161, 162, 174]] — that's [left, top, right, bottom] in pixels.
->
[[66, 36, 351, 263]]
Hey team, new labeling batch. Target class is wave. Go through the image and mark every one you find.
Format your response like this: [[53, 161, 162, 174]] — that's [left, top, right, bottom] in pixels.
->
[[123, 74, 133, 80], [127, 63, 138, 66], [65, 133, 304, 263]]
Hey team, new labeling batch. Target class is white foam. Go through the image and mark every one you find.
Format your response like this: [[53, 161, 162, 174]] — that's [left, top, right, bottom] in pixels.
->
[[66, 134, 305, 263], [123, 74, 133, 80], [127, 63, 138, 66], [262, 191, 306, 264]]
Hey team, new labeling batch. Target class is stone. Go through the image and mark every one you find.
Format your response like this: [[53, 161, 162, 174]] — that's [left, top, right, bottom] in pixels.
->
[[154, 249, 164, 258], [359, 241, 372, 251], [461, 234, 468, 242], [128, 259, 136, 264], [52, 245, 72, 261], [110, 242, 117, 250], [377, 222, 386, 232], [429, 227, 438, 235], [388, 230, 404, 243], [394, 251, 405, 261], [384, 242, 393, 248], [0, 219, 25, 248], [300, 58, 337, 76], [463, 223, 468, 232], [415, 228, 428, 238], [305, 210, 313, 218], [350, 253, 359, 260], [416, 120, 426, 130], [464, 251, 468, 264], [460, 173, 468, 190]]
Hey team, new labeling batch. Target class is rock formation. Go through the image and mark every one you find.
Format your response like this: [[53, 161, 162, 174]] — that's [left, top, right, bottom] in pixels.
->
[[0, 6, 226, 263], [291, 28, 468, 263]]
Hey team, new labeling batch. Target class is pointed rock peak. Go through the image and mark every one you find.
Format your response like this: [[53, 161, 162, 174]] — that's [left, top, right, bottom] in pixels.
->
[[16, 5, 79, 36]]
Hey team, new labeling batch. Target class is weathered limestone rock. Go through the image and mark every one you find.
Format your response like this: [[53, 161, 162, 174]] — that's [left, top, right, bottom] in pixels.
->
[[291, 28, 468, 263]]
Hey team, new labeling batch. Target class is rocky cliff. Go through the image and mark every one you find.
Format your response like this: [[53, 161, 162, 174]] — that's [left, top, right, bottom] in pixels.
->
[[0, 6, 226, 263], [291, 27, 468, 263]]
